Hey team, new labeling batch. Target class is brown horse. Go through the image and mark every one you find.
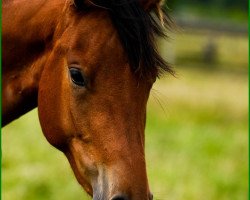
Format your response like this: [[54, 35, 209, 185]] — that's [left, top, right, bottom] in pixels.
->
[[2, 0, 173, 199]]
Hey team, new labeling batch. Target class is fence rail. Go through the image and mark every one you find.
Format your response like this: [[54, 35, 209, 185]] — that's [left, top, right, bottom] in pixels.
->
[[174, 17, 248, 35]]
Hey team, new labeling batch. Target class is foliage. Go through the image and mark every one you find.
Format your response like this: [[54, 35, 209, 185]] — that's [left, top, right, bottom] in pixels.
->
[[166, 0, 248, 22], [167, 0, 248, 11]]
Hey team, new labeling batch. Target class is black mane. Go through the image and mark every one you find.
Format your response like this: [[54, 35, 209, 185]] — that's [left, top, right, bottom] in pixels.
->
[[93, 0, 174, 77]]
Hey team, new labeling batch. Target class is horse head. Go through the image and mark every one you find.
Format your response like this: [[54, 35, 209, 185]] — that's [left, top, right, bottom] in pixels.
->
[[36, 0, 173, 199]]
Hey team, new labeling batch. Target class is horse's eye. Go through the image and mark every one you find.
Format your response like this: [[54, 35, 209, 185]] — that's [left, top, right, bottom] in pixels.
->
[[69, 68, 86, 87]]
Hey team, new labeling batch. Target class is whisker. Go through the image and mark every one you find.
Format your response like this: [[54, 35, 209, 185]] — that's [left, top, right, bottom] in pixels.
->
[[151, 88, 169, 119]]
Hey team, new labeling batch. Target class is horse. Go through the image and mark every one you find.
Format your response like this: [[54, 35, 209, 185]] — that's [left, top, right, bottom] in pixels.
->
[[2, 0, 173, 199]]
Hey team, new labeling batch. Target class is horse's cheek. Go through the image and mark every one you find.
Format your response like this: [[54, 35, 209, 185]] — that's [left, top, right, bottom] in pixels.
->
[[38, 67, 73, 150]]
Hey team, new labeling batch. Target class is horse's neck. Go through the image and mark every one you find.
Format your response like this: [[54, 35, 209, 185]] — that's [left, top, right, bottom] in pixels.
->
[[2, 0, 65, 126], [2, 0, 65, 69]]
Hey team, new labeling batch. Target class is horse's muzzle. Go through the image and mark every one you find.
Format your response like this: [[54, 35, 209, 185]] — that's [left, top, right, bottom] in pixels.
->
[[92, 178, 153, 200], [93, 194, 153, 200], [92, 187, 153, 200], [110, 192, 153, 200]]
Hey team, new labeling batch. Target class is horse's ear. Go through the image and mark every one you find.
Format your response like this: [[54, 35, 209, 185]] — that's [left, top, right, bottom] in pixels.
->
[[140, 0, 166, 26]]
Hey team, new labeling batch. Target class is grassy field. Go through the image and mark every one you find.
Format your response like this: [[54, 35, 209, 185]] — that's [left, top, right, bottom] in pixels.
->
[[2, 31, 248, 200]]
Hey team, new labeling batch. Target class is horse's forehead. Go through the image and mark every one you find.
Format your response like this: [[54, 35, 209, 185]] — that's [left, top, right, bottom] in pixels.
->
[[69, 10, 113, 36], [66, 11, 116, 50], [61, 12, 125, 71]]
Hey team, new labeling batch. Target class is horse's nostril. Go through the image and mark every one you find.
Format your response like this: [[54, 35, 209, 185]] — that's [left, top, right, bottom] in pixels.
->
[[111, 194, 128, 200]]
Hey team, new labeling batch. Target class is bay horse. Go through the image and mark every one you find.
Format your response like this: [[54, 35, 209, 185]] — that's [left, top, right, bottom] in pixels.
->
[[2, 0, 173, 199]]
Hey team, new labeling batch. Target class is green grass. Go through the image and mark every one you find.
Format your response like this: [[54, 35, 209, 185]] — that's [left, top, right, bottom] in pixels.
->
[[146, 68, 248, 200], [2, 32, 248, 200]]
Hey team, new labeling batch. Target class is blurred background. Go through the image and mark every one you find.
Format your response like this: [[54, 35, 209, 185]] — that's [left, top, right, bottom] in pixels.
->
[[2, 0, 248, 200]]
